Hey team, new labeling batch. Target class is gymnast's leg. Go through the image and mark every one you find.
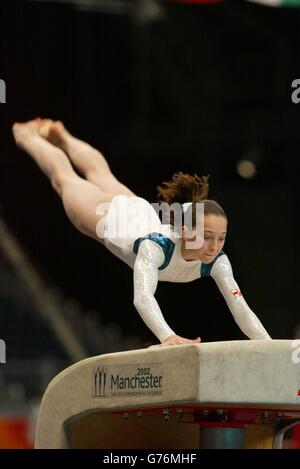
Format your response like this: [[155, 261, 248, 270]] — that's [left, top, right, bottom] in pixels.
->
[[12, 119, 112, 243], [38, 119, 135, 196]]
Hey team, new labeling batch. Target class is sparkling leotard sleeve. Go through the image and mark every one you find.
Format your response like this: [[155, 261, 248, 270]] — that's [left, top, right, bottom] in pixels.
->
[[210, 254, 271, 340], [133, 240, 176, 343]]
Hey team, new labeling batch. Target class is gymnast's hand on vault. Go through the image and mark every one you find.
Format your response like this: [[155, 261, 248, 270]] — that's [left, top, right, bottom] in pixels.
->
[[149, 334, 201, 348]]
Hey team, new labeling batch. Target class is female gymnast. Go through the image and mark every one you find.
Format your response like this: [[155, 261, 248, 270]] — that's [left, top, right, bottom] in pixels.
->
[[12, 118, 271, 347]]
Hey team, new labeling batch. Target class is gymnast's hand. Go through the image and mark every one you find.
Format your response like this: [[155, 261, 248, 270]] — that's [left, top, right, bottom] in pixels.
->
[[149, 334, 201, 348]]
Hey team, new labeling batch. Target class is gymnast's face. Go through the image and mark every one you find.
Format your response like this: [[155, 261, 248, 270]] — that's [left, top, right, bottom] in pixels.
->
[[182, 214, 227, 263]]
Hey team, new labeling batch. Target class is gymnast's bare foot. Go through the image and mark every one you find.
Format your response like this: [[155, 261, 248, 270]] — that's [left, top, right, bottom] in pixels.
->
[[12, 118, 41, 149], [39, 119, 70, 151]]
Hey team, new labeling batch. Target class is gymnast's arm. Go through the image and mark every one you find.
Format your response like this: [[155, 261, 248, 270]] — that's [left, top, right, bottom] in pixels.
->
[[210, 254, 271, 340], [133, 240, 176, 343]]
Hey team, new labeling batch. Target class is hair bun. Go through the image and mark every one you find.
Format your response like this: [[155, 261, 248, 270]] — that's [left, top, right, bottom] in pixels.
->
[[157, 172, 210, 205]]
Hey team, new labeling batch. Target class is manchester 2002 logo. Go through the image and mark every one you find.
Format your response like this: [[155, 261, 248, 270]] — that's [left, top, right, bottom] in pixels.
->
[[92, 364, 163, 398]]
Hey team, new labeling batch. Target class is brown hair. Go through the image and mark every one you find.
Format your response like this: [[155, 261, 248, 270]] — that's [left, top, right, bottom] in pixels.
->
[[156, 172, 227, 226]]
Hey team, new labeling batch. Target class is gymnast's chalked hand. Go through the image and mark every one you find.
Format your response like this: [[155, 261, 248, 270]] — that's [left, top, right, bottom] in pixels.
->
[[149, 334, 201, 348]]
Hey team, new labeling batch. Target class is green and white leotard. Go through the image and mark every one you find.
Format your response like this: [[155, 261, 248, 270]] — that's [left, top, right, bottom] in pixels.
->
[[100, 195, 271, 343]]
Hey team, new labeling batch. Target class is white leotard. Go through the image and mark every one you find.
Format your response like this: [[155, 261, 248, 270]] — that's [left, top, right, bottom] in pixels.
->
[[100, 195, 271, 343]]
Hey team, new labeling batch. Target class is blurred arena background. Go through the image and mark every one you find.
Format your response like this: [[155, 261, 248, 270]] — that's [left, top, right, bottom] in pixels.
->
[[0, 0, 299, 447]]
